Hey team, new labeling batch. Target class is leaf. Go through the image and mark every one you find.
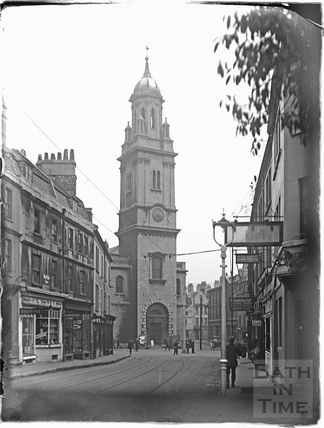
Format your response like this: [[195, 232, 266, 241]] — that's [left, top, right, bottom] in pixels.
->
[[226, 75, 231, 85], [217, 62, 224, 78], [214, 42, 220, 53], [227, 15, 231, 29]]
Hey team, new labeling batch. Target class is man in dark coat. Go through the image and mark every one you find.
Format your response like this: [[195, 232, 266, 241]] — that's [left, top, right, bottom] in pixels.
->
[[128, 339, 133, 355], [226, 336, 242, 388], [173, 340, 179, 355]]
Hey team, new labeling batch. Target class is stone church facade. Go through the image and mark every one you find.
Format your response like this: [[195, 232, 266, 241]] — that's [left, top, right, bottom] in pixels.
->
[[110, 55, 187, 345]]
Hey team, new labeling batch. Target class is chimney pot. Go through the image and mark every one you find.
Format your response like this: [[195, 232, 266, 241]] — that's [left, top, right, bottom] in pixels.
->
[[51, 153, 55, 160], [38, 154, 42, 161], [70, 149, 75, 161], [64, 149, 68, 160], [45, 152, 49, 160]]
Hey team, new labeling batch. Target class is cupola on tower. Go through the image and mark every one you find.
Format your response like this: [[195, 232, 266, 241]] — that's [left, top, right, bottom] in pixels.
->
[[114, 53, 186, 345]]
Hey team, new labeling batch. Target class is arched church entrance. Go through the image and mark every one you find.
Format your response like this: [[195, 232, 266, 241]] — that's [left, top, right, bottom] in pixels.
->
[[146, 303, 169, 346]]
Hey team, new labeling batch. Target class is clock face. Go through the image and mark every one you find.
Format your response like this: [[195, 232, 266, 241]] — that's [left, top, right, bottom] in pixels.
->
[[152, 207, 165, 222]]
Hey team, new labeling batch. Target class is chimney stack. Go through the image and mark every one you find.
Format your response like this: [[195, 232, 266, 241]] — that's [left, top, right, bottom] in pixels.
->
[[36, 149, 77, 198]]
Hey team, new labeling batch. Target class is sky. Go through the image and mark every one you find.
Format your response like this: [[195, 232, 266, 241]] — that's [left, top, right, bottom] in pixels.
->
[[1, 1, 267, 285]]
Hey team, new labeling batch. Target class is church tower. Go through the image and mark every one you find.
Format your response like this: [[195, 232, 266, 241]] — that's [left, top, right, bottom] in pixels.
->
[[116, 54, 185, 345]]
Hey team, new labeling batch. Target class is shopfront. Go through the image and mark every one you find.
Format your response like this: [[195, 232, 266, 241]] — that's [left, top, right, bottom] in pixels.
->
[[92, 315, 116, 359], [63, 300, 92, 360], [20, 292, 64, 363]]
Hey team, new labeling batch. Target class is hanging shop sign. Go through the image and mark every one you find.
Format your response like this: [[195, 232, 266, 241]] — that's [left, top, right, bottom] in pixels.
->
[[252, 320, 262, 327], [236, 253, 260, 264], [225, 221, 283, 247], [229, 297, 254, 311]]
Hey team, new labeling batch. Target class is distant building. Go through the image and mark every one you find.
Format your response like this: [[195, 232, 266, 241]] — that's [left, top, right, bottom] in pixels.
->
[[186, 282, 209, 340]]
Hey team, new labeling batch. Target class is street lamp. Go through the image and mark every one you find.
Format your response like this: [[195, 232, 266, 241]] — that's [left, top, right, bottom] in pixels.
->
[[212, 211, 233, 397]]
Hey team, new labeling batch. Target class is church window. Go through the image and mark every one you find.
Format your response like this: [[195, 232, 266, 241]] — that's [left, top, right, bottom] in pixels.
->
[[176, 279, 181, 296], [141, 107, 146, 120], [126, 171, 132, 192], [116, 275, 124, 294], [151, 108, 155, 129], [152, 255, 163, 280], [152, 170, 161, 190]]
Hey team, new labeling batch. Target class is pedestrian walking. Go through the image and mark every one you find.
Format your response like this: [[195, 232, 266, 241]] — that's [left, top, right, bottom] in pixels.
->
[[116, 336, 121, 349], [191, 339, 195, 354], [150, 339, 154, 348], [226, 336, 242, 388], [164, 338, 170, 351], [173, 340, 178, 355], [186, 339, 190, 354], [128, 338, 133, 355], [135, 337, 139, 352]]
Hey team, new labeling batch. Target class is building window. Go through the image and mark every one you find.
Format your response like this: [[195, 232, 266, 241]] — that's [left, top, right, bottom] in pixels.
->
[[176, 279, 181, 296], [32, 254, 41, 285], [36, 310, 60, 345], [104, 291, 107, 314], [24, 164, 33, 181], [96, 246, 99, 272], [274, 116, 282, 163], [276, 297, 282, 347], [78, 232, 83, 253], [299, 177, 308, 237], [68, 228, 73, 249], [51, 218, 58, 242], [151, 108, 155, 129], [265, 168, 272, 212], [80, 270, 85, 295], [84, 235, 88, 256], [101, 289, 104, 313], [4, 187, 13, 219], [51, 260, 58, 289], [265, 316, 271, 352], [95, 284, 99, 312], [152, 255, 163, 279], [275, 197, 281, 220], [34, 207, 41, 234], [68, 265, 73, 292], [116, 275, 124, 294], [4, 239, 12, 272], [104, 260, 108, 282], [141, 107, 146, 120], [101, 255, 104, 277]]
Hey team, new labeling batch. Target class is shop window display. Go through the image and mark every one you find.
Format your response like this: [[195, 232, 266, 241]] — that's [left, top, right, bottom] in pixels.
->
[[22, 317, 35, 356], [36, 310, 60, 345]]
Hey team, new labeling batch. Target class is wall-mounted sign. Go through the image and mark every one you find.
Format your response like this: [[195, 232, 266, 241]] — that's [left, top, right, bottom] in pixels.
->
[[22, 296, 63, 308], [236, 253, 260, 264], [252, 320, 262, 327]]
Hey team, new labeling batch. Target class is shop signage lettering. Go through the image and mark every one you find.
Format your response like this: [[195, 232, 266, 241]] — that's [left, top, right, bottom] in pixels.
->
[[22, 296, 63, 308], [20, 308, 42, 315], [35, 332, 47, 339], [252, 320, 262, 326]]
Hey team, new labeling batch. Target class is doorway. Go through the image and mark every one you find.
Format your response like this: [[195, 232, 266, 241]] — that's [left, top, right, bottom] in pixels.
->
[[146, 303, 168, 346]]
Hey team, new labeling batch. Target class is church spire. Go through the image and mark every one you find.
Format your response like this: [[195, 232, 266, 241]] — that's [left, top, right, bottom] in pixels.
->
[[143, 46, 151, 78]]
